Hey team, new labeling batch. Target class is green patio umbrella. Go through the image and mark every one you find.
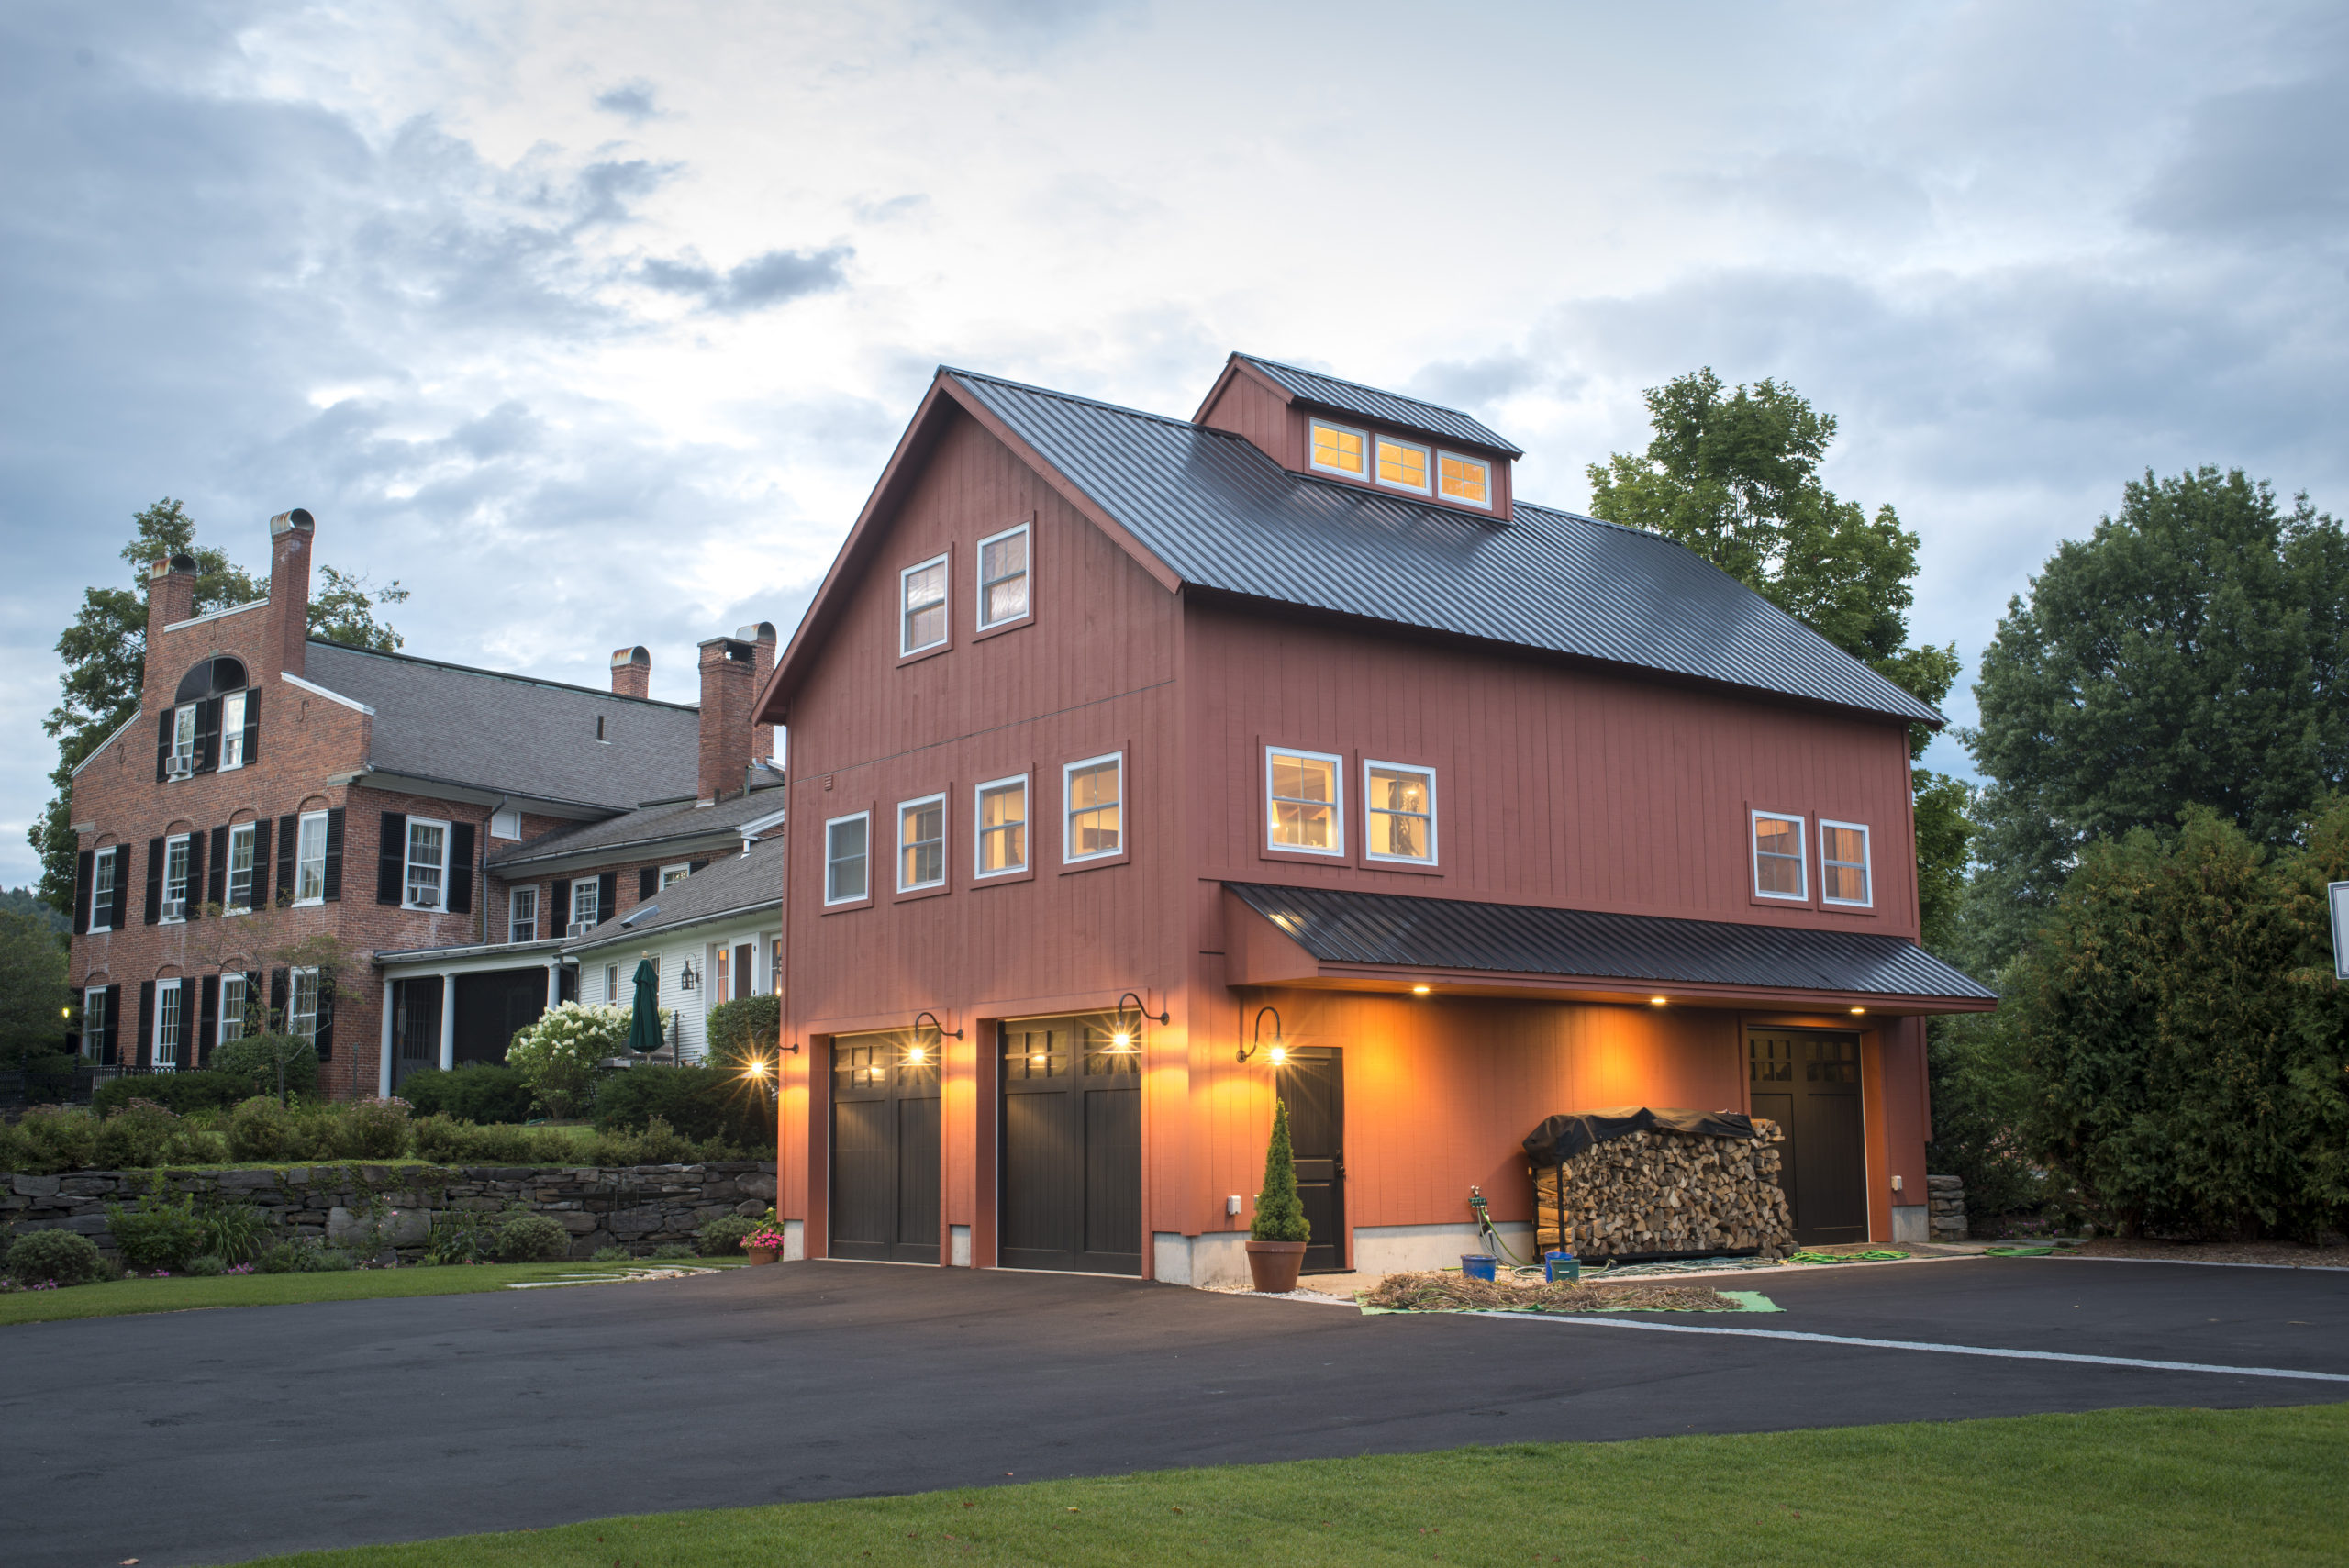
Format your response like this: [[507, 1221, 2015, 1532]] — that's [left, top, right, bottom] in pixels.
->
[[625, 956, 664, 1054]]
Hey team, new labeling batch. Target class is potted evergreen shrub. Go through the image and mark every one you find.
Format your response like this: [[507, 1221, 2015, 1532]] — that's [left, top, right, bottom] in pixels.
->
[[1245, 1098, 1312, 1292]]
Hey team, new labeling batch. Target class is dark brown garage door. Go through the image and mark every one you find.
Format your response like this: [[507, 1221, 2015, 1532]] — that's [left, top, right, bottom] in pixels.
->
[[998, 1017, 1141, 1275], [1749, 1029, 1867, 1246], [829, 1031, 941, 1264]]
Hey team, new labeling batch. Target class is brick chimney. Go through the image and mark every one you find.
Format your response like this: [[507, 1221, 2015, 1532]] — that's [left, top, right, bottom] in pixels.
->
[[611, 646, 651, 699], [735, 622, 777, 763], [696, 635, 755, 803], [267, 508, 316, 679], [144, 555, 199, 705]]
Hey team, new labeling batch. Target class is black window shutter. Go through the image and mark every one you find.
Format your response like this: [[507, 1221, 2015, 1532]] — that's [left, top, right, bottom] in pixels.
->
[[144, 837, 164, 925], [195, 697, 221, 774], [73, 851, 93, 935], [102, 984, 121, 1066], [551, 879, 571, 933], [276, 814, 297, 901], [313, 968, 335, 1063], [155, 710, 173, 783], [322, 808, 346, 903], [446, 822, 474, 915], [183, 829, 205, 921], [688, 859, 708, 875], [207, 826, 229, 908], [250, 819, 272, 906], [241, 686, 261, 764], [198, 976, 218, 1067], [270, 967, 288, 1032], [376, 811, 406, 905], [596, 871, 617, 922], [135, 980, 154, 1068], [108, 851, 130, 930], [639, 866, 658, 901]]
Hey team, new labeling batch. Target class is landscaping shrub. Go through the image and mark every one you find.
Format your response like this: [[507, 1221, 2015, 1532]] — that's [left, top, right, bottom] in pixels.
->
[[199, 1201, 275, 1265], [591, 1245, 629, 1262], [410, 1115, 578, 1166], [106, 1174, 209, 1272], [704, 995, 780, 1071], [6, 1229, 104, 1287], [184, 1254, 229, 1276], [585, 1114, 696, 1167], [427, 1208, 500, 1264], [397, 1062, 534, 1124], [92, 1070, 250, 1118], [696, 1214, 761, 1257], [92, 1101, 184, 1169], [9, 1106, 96, 1174], [595, 1063, 773, 1152], [211, 1034, 319, 1098], [497, 1213, 571, 1262], [506, 1002, 634, 1118], [226, 1095, 300, 1162], [331, 1096, 413, 1159], [254, 1236, 356, 1273], [651, 1241, 694, 1259]]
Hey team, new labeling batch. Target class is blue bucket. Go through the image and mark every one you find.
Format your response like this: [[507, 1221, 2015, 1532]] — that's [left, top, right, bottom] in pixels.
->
[[1544, 1251, 1581, 1284], [1460, 1254, 1497, 1281]]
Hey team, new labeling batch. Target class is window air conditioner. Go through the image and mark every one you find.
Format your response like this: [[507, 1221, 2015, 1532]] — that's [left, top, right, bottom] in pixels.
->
[[164, 756, 195, 780], [162, 899, 185, 921], [410, 889, 440, 910], [567, 920, 596, 937]]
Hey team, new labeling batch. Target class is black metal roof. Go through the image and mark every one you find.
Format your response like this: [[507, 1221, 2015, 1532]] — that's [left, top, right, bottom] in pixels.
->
[[1236, 354, 1522, 455], [1226, 883, 1996, 1002], [949, 371, 1943, 726]]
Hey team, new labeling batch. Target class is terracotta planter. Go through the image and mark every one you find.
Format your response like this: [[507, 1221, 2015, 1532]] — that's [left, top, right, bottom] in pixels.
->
[[1244, 1240, 1308, 1293], [745, 1247, 781, 1266]]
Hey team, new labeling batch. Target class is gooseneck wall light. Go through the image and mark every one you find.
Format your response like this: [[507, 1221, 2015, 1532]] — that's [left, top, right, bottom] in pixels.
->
[[1236, 1005, 1286, 1066], [907, 1009, 962, 1066], [1110, 992, 1168, 1053]]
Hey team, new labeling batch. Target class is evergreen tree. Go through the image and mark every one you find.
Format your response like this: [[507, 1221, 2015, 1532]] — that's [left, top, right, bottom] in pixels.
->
[[1251, 1097, 1311, 1243]]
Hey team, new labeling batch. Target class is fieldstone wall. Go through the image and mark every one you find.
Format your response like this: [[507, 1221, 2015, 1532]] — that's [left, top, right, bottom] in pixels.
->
[[4, 1162, 777, 1262], [1926, 1173, 1968, 1241]]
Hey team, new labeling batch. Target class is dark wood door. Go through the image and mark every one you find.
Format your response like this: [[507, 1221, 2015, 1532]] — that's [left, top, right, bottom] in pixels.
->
[[1276, 1049, 1345, 1273], [999, 1018, 1141, 1275], [391, 978, 440, 1092], [1749, 1029, 1867, 1246], [829, 1033, 941, 1263]]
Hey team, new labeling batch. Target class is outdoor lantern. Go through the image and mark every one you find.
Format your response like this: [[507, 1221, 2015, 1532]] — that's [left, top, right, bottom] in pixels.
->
[[1237, 1004, 1283, 1064], [909, 1009, 962, 1065], [1109, 991, 1164, 1054], [679, 957, 698, 991]]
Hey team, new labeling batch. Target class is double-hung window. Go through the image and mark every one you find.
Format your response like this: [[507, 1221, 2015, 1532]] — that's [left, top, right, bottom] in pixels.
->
[[660, 862, 692, 890], [508, 885, 538, 943], [898, 795, 946, 892], [218, 691, 247, 769], [89, 848, 117, 933], [405, 817, 449, 909], [825, 812, 871, 905], [81, 985, 108, 1060], [975, 775, 1028, 878], [218, 973, 249, 1044], [1364, 761, 1437, 863], [1266, 748, 1343, 856], [1308, 418, 1367, 478], [1752, 811, 1808, 901], [289, 968, 320, 1046], [294, 811, 328, 904], [977, 525, 1030, 628], [1374, 435, 1431, 495], [571, 879, 601, 929], [154, 978, 184, 1068], [1820, 821, 1873, 907], [161, 834, 192, 921], [169, 705, 197, 774], [225, 823, 257, 913], [605, 962, 620, 1003], [1064, 753, 1123, 862], [1438, 451, 1492, 508], [900, 554, 948, 655]]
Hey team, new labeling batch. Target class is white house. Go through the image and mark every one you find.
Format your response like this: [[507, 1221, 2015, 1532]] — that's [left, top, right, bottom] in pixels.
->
[[565, 833, 784, 1062]]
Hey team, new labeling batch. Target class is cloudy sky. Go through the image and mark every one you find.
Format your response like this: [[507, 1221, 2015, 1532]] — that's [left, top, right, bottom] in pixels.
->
[[4, 0, 2344, 890]]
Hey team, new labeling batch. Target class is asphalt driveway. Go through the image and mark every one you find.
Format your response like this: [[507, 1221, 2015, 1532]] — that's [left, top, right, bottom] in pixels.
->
[[6, 1256, 2344, 1568]]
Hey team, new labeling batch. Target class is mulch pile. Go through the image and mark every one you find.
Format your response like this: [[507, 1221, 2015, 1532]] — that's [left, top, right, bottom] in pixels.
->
[[1360, 1270, 1738, 1314]]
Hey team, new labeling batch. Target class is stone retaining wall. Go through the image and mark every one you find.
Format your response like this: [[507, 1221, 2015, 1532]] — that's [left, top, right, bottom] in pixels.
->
[[1926, 1173, 1967, 1241], [3, 1162, 777, 1262]]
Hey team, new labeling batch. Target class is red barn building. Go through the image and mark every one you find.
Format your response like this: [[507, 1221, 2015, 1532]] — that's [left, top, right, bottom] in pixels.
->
[[756, 353, 1994, 1282]]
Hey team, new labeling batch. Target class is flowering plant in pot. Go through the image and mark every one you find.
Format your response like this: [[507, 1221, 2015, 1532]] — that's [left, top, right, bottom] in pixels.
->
[[1245, 1098, 1312, 1292], [739, 1225, 788, 1264]]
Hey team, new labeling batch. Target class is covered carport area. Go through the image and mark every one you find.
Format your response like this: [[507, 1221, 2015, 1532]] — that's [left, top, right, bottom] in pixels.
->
[[374, 938, 577, 1093]]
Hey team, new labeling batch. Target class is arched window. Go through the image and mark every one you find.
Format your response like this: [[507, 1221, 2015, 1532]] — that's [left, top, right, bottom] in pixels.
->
[[174, 657, 249, 704], [159, 658, 257, 780]]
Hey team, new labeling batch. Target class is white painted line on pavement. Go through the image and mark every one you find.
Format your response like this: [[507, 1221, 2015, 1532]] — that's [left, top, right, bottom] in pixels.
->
[[1484, 1312, 2349, 1384]]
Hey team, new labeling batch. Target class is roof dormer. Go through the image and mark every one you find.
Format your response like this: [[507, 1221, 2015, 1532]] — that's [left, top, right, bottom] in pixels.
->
[[1194, 352, 1519, 518]]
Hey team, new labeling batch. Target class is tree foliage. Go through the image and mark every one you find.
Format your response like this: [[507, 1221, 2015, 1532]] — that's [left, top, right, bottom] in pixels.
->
[[30, 499, 408, 914], [1251, 1097, 1311, 1243], [0, 910, 70, 1072]]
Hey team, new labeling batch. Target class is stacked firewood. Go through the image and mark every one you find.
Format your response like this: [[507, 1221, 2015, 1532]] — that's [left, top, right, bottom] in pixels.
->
[[1533, 1121, 1795, 1261]]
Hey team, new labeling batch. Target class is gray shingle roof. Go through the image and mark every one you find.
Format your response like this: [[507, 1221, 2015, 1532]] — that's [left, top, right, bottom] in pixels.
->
[[486, 777, 785, 868], [565, 834, 784, 949], [948, 372, 1942, 726], [302, 640, 701, 810], [1227, 883, 1996, 1002], [1236, 354, 1522, 455]]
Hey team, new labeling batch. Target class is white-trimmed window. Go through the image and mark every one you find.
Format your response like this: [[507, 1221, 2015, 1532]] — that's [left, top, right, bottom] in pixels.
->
[[898, 794, 946, 891], [405, 817, 450, 910], [294, 811, 328, 904], [1064, 753, 1123, 862], [978, 524, 1030, 628], [490, 807, 522, 840], [1820, 821, 1873, 907], [81, 985, 107, 1060], [1308, 418, 1367, 478], [169, 704, 197, 774], [1753, 811, 1807, 901], [1375, 435, 1431, 495], [1364, 761, 1437, 863], [974, 774, 1028, 877], [825, 811, 872, 904], [161, 834, 192, 922], [218, 690, 248, 769], [508, 885, 538, 943], [1266, 747, 1344, 856], [1438, 451, 1492, 508], [571, 879, 601, 929], [225, 823, 257, 913], [218, 973, 249, 1044], [605, 962, 620, 1003], [89, 848, 118, 933], [661, 862, 692, 889], [900, 554, 949, 655], [154, 978, 184, 1068], [289, 968, 321, 1046]]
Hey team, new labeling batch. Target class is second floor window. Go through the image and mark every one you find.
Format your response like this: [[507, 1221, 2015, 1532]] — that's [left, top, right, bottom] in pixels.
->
[[295, 812, 329, 903], [571, 879, 601, 929], [901, 555, 948, 655], [1364, 762, 1436, 863], [1375, 435, 1431, 494], [976, 776, 1027, 876], [1753, 811, 1807, 901], [162, 835, 192, 920], [405, 819, 448, 909], [218, 690, 248, 770], [1309, 419, 1366, 478], [170, 705, 197, 773], [1266, 748, 1342, 856], [1065, 754, 1123, 862], [826, 812, 870, 904], [219, 973, 248, 1043], [1439, 451, 1491, 506], [90, 848, 118, 932], [509, 885, 538, 943], [899, 795, 945, 891], [978, 525, 1029, 628], [226, 823, 257, 912], [1820, 821, 1873, 907]]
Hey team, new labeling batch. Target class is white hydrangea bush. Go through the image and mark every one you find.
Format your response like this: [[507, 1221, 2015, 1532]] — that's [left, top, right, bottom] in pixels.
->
[[504, 1001, 671, 1117]]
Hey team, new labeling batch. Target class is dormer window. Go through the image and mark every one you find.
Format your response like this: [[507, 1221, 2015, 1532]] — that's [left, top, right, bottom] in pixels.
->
[[1375, 436, 1431, 495], [1439, 452, 1492, 508], [1308, 419, 1367, 478]]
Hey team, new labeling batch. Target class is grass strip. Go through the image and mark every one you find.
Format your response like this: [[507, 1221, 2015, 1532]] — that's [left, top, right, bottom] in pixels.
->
[[0, 1259, 738, 1327], [233, 1403, 2348, 1567]]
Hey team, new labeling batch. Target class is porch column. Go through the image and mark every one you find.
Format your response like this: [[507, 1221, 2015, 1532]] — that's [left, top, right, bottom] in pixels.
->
[[378, 978, 395, 1097], [545, 959, 561, 1011], [439, 972, 457, 1072]]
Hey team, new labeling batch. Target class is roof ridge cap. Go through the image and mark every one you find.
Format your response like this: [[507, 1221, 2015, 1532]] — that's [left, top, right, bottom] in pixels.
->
[[943, 366, 1245, 439]]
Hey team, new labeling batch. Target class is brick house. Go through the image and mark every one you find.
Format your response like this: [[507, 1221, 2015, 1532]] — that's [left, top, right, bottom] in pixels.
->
[[752, 354, 1995, 1280], [65, 507, 784, 1099]]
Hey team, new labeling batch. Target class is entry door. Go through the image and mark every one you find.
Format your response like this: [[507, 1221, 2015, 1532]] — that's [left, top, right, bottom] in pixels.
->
[[1749, 1029, 1866, 1246], [998, 1018, 1141, 1275], [1275, 1049, 1346, 1273], [829, 1034, 941, 1263], [391, 978, 441, 1091]]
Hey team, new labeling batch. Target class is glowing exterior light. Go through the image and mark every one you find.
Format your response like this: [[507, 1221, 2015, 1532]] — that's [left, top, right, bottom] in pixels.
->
[[1649, 996, 1668, 1006], [1849, 1006, 1866, 1016], [743, 1056, 770, 1079], [1268, 1044, 1287, 1066], [1111, 1030, 1134, 1051], [1410, 984, 1431, 995], [1238, 1005, 1283, 1064], [906, 1044, 927, 1063]]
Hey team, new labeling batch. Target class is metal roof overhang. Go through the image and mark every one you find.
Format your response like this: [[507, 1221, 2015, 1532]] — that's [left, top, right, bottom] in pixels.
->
[[1222, 884, 1998, 1017]]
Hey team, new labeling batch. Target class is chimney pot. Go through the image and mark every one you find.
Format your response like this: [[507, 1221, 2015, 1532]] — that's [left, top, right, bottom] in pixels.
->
[[610, 645, 651, 700]]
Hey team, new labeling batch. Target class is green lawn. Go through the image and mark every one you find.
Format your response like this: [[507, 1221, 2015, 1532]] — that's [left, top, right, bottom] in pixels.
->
[[238, 1403, 2346, 1566], [0, 1257, 738, 1327]]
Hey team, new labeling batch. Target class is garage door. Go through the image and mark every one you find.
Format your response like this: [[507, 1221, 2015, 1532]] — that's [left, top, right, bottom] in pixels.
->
[[999, 1017, 1141, 1275], [829, 1031, 941, 1264], [1749, 1028, 1867, 1246]]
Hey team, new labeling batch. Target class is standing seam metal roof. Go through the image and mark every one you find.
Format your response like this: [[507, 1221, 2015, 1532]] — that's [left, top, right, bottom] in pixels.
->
[[1236, 354, 1523, 455], [946, 371, 1942, 726]]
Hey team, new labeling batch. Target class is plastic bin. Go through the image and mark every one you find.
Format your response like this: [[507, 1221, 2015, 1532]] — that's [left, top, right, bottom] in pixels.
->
[[1460, 1254, 1497, 1281], [1544, 1251, 1581, 1283]]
